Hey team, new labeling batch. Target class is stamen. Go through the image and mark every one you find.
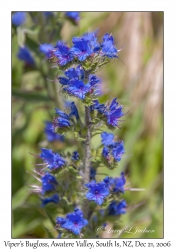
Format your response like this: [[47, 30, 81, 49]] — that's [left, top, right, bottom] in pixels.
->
[[122, 154, 134, 158], [26, 171, 42, 182], [32, 169, 44, 176], [28, 152, 40, 158], [40, 166, 49, 172], [123, 110, 130, 116], [118, 44, 126, 52], [129, 188, 146, 191], [30, 162, 47, 166], [46, 78, 59, 82], [126, 201, 145, 211]]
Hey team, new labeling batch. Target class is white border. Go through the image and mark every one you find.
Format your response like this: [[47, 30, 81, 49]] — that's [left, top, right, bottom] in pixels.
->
[[1, 1, 175, 249]]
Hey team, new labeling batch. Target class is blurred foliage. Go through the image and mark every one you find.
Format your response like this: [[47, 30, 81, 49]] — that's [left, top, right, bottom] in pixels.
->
[[12, 12, 163, 238]]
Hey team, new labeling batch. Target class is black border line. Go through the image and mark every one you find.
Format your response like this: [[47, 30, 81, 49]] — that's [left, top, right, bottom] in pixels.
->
[[11, 11, 164, 240]]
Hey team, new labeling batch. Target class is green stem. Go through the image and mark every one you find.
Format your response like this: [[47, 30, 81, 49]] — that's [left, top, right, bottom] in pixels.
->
[[82, 106, 91, 218]]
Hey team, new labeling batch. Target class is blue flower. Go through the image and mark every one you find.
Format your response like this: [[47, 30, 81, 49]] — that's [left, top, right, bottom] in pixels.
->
[[58, 66, 97, 100], [90, 168, 96, 180], [64, 209, 88, 235], [65, 67, 79, 80], [75, 65, 85, 80], [101, 33, 118, 58], [56, 209, 88, 235], [71, 151, 79, 161], [40, 148, 53, 163], [54, 108, 71, 129], [82, 31, 100, 52], [64, 79, 92, 100], [69, 102, 80, 120], [103, 176, 115, 189], [58, 66, 85, 89], [12, 12, 26, 26], [65, 12, 80, 23], [70, 37, 93, 61], [113, 172, 126, 193], [53, 117, 71, 128], [101, 132, 115, 146], [103, 172, 126, 193], [54, 41, 74, 66], [56, 217, 67, 226], [101, 133, 125, 163], [58, 67, 78, 86], [106, 98, 124, 127], [40, 148, 66, 170], [89, 74, 101, 87], [41, 194, 59, 207], [41, 172, 58, 195], [55, 108, 70, 120], [39, 44, 54, 58], [44, 121, 64, 142], [112, 141, 125, 162], [108, 98, 119, 111], [90, 100, 107, 114], [102, 147, 110, 159], [74, 208, 83, 217], [58, 77, 70, 85], [85, 180, 96, 188], [108, 200, 127, 215], [85, 181, 110, 205], [17, 47, 35, 65]]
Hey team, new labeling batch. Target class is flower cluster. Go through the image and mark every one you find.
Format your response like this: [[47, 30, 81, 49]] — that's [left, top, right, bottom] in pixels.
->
[[39, 33, 123, 109], [58, 66, 100, 100], [40, 32, 119, 67]]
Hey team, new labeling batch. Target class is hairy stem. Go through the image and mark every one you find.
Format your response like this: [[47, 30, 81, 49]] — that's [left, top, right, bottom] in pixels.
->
[[82, 106, 91, 218]]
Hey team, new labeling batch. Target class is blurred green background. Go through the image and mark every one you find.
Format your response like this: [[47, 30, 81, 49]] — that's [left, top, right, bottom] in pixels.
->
[[12, 12, 163, 238]]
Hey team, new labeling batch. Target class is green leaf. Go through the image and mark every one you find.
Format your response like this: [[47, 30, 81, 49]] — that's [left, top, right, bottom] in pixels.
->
[[12, 187, 29, 210], [25, 35, 40, 54], [44, 208, 55, 228], [23, 28, 39, 36], [12, 218, 41, 238], [90, 62, 98, 72], [44, 226, 54, 238], [17, 27, 25, 47], [98, 60, 109, 68], [77, 137, 86, 142], [12, 89, 51, 102]]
